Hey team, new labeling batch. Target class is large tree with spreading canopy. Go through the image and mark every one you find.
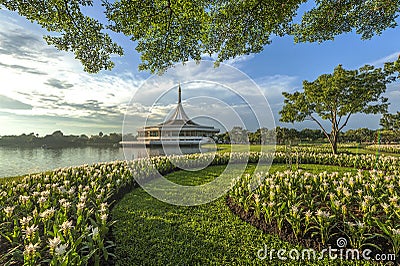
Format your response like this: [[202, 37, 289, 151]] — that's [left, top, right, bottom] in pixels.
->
[[279, 64, 390, 154], [1, 0, 399, 73]]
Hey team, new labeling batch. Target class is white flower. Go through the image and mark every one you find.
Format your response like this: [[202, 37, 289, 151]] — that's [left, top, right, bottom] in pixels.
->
[[48, 236, 61, 249], [92, 227, 99, 239], [77, 202, 85, 211], [100, 213, 108, 222], [23, 243, 40, 256], [40, 207, 55, 220], [19, 195, 30, 204], [20, 216, 32, 227], [3, 206, 15, 216], [23, 224, 38, 238], [54, 243, 68, 256], [291, 205, 299, 215], [61, 220, 73, 233], [381, 203, 390, 212], [305, 210, 312, 221], [316, 209, 330, 219], [61, 201, 71, 209], [38, 196, 47, 204], [356, 221, 365, 228]]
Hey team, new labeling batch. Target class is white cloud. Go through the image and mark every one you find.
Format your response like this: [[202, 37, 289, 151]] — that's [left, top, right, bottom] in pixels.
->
[[366, 52, 400, 67], [0, 10, 145, 135]]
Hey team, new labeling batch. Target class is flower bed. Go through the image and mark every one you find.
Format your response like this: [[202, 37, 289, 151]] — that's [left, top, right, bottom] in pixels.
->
[[228, 168, 400, 258], [366, 144, 400, 154], [1, 151, 400, 264]]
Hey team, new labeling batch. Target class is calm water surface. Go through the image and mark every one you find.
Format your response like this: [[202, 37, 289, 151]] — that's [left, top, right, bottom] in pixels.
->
[[0, 146, 206, 178], [0, 147, 125, 178]]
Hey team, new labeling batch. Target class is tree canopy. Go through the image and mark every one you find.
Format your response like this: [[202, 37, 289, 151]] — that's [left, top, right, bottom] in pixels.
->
[[381, 111, 400, 131], [1, 0, 399, 73], [279, 64, 389, 154]]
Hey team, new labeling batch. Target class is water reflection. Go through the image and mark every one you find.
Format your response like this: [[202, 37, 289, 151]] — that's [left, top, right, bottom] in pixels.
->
[[0, 145, 213, 178], [123, 146, 213, 160]]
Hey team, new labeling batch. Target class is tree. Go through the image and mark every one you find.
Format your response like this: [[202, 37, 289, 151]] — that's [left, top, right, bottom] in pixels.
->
[[279, 64, 388, 154], [380, 112, 400, 131], [2, 1, 400, 73]]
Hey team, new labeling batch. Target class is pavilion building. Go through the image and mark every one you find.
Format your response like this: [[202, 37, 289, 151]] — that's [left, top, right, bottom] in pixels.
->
[[127, 85, 219, 146]]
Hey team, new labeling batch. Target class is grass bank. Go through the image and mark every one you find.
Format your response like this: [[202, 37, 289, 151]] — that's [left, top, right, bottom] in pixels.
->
[[111, 163, 371, 265]]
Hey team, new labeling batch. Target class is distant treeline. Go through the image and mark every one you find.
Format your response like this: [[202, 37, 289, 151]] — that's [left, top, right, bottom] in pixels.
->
[[2, 127, 399, 148], [0, 131, 136, 148], [215, 126, 400, 145]]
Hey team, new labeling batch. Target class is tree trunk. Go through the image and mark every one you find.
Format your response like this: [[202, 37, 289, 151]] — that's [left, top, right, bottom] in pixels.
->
[[330, 131, 338, 155]]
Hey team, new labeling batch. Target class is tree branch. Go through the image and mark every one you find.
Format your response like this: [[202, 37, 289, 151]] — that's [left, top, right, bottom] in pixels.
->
[[309, 114, 332, 144], [338, 112, 352, 131]]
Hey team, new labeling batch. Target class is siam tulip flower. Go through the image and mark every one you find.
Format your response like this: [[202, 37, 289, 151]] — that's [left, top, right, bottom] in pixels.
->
[[61, 201, 71, 210], [356, 221, 365, 228], [269, 192, 275, 201], [387, 184, 395, 194], [381, 203, 390, 214], [40, 207, 55, 220], [48, 236, 61, 250], [54, 243, 68, 256], [4, 206, 15, 217], [41, 190, 50, 197], [316, 209, 330, 219], [91, 227, 100, 239], [23, 242, 40, 256], [342, 187, 351, 198], [23, 224, 38, 239], [38, 196, 47, 205], [32, 208, 38, 218], [291, 205, 299, 215], [20, 216, 32, 227], [100, 213, 108, 222], [346, 221, 356, 227], [19, 195, 30, 204], [254, 194, 260, 205], [305, 210, 312, 222], [68, 187, 75, 195], [58, 186, 67, 194], [305, 185, 312, 192], [363, 195, 373, 204], [392, 228, 400, 235], [61, 220, 73, 234], [77, 202, 85, 211], [389, 196, 399, 206], [333, 200, 341, 210], [361, 201, 368, 212]]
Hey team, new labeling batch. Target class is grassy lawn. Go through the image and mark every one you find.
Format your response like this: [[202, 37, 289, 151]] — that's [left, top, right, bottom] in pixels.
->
[[207, 143, 400, 157], [111, 164, 371, 265]]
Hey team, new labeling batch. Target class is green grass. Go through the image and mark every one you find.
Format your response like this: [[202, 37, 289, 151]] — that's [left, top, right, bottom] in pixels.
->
[[111, 164, 370, 265], [206, 143, 400, 157]]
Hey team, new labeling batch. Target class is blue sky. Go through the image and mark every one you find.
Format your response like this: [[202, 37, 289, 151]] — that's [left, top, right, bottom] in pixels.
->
[[0, 6, 399, 136]]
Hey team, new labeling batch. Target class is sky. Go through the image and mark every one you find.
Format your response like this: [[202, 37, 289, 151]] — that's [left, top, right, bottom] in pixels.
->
[[0, 5, 399, 136]]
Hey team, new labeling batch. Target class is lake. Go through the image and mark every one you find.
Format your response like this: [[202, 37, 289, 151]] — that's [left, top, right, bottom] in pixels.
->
[[0, 146, 208, 178]]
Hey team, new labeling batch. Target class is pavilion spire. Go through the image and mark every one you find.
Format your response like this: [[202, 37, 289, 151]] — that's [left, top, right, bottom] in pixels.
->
[[178, 82, 181, 104]]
